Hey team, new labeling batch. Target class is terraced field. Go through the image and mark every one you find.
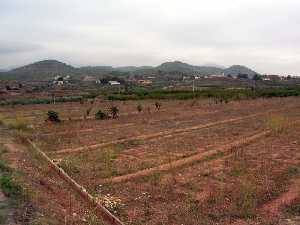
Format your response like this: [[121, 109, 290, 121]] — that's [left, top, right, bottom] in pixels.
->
[[1, 97, 300, 225]]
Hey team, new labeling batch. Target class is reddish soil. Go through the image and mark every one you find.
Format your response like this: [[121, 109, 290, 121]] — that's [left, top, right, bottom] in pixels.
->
[[260, 177, 300, 218], [97, 130, 271, 185], [1, 97, 300, 225]]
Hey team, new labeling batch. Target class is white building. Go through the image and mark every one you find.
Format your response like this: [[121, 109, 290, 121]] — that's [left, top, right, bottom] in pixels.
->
[[108, 81, 121, 85]]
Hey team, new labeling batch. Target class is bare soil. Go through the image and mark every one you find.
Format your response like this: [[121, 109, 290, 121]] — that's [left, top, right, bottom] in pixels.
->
[[1, 97, 300, 224]]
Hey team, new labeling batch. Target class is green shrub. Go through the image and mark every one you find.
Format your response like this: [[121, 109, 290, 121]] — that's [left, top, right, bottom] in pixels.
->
[[58, 160, 80, 175], [95, 110, 108, 120], [0, 160, 11, 173], [47, 111, 60, 122], [0, 175, 23, 198], [286, 201, 300, 216]]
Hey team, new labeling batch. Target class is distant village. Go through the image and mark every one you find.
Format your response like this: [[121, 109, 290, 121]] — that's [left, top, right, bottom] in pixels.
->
[[1, 72, 300, 101], [49, 73, 299, 87]]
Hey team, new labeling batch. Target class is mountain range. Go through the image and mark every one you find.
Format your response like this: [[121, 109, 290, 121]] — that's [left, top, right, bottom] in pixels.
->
[[0, 60, 259, 80]]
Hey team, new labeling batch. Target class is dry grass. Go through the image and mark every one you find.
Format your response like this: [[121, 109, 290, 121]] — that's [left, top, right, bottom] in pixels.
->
[[266, 114, 290, 134], [1, 97, 300, 224], [0, 115, 31, 131]]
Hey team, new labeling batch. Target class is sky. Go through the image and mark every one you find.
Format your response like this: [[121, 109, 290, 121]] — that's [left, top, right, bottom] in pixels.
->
[[1, 0, 300, 75]]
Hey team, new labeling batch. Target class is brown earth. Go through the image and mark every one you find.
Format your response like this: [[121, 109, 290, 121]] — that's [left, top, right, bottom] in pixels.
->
[[1, 97, 300, 225]]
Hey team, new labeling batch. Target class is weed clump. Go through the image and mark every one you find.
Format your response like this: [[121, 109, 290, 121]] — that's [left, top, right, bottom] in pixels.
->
[[110, 106, 119, 119], [7, 118, 30, 130], [266, 115, 289, 133], [0, 175, 23, 198], [47, 111, 60, 122], [155, 102, 161, 111], [58, 159, 80, 175], [95, 110, 109, 120], [137, 104, 143, 113], [85, 107, 93, 119], [0, 116, 30, 131], [0, 148, 23, 199], [286, 200, 300, 216]]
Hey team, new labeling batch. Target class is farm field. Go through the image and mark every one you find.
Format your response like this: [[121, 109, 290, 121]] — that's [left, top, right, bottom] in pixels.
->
[[1, 97, 300, 224]]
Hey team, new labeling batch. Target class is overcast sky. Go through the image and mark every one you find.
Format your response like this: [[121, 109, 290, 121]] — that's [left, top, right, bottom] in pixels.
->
[[1, 0, 300, 75]]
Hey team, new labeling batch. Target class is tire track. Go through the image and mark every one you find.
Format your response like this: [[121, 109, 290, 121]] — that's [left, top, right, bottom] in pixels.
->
[[97, 130, 271, 185], [51, 110, 273, 156], [38, 110, 219, 137]]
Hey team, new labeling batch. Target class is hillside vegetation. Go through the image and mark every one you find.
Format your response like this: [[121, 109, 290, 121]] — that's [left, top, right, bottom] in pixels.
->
[[0, 60, 259, 81]]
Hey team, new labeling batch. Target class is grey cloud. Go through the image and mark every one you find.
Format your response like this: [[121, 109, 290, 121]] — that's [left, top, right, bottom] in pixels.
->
[[1, 0, 300, 74], [0, 41, 42, 54]]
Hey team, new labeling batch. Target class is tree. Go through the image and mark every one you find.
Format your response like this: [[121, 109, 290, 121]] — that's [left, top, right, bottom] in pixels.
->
[[86, 107, 93, 118], [137, 104, 142, 113], [47, 111, 60, 122], [100, 78, 109, 85], [110, 106, 119, 118], [252, 74, 262, 81], [155, 102, 161, 111]]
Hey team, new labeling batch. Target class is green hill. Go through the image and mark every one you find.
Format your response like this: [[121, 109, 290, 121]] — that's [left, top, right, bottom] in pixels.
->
[[224, 65, 258, 78], [156, 61, 223, 75], [0, 60, 79, 80], [0, 60, 259, 80]]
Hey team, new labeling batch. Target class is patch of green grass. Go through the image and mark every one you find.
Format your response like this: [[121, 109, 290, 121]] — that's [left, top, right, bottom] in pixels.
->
[[235, 182, 258, 218], [205, 152, 225, 161], [1, 117, 31, 131], [229, 169, 244, 177], [286, 201, 300, 216], [287, 166, 300, 178], [0, 175, 23, 199], [113, 144, 126, 153], [266, 115, 290, 133], [0, 161, 11, 173], [0, 214, 7, 224], [121, 140, 143, 149], [0, 146, 56, 224], [229, 169, 242, 177], [58, 159, 80, 175], [0, 149, 8, 156], [147, 172, 162, 185], [0, 147, 23, 199]]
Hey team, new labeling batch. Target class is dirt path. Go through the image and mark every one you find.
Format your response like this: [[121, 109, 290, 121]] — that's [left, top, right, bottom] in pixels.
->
[[97, 130, 271, 184]]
